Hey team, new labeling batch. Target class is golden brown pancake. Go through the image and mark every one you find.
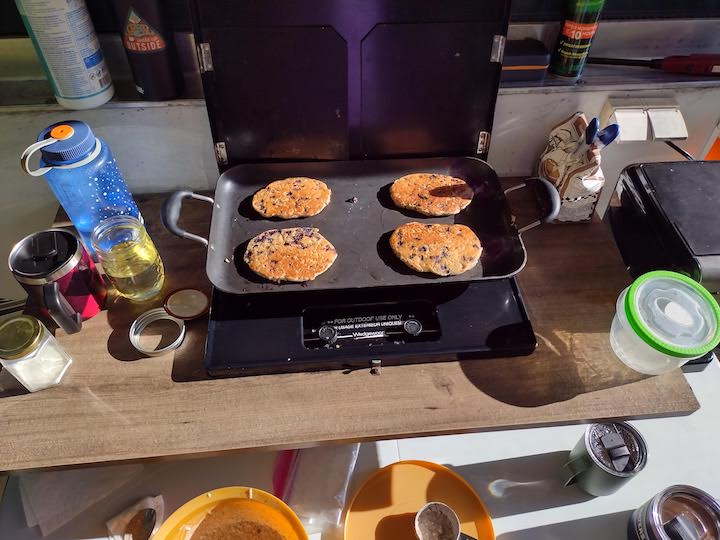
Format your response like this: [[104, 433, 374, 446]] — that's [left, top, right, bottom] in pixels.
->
[[244, 227, 337, 282], [390, 222, 482, 276], [390, 173, 473, 216], [252, 177, 331, 219]]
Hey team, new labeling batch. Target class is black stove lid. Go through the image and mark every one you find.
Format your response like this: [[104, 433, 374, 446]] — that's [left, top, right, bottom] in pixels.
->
[[190, 0, 510, 169], [639, 161, 720, 257]]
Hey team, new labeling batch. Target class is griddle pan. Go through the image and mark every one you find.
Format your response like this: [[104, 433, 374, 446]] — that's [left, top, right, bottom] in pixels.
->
[[162, 157, 559, 295]]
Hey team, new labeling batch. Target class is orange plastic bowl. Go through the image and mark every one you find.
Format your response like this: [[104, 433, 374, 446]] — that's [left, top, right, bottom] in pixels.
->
[[152, 486, 308, 540], [344, 460, 495, 540]]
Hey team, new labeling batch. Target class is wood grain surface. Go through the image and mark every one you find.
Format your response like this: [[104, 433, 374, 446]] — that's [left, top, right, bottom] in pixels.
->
[[0, 184, 698, 472]]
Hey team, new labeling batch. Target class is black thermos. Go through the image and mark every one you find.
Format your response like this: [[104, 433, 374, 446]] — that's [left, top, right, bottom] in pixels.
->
[[113, 0, 184, 100]]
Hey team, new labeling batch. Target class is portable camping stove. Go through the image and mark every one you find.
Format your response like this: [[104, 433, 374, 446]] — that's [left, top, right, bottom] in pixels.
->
[[173, 0, 541, 376]]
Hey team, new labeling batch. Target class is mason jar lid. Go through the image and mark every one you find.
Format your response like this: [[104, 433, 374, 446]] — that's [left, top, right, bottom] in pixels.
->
[[0, 315, 43, 360], [163, 289, 209, 320], [625, 271, 720, 358], [129, 308, 186, 357]]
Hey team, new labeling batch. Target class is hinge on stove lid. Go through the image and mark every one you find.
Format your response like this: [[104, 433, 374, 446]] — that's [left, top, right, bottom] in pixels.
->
[[476, 131, 490, 155], [491, 35, 506, 63], [214, 142, 228, 165], [197, 42, 214, 73]]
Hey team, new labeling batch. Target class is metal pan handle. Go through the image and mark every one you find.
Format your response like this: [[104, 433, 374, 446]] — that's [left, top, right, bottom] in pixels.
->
[[160, 190, 214, 247], [504, 177, 561, 234]]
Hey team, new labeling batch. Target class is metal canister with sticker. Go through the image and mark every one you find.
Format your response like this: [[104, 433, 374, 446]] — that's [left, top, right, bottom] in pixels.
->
[[112, 0, 184, 100], [549, 0, 606, 80]]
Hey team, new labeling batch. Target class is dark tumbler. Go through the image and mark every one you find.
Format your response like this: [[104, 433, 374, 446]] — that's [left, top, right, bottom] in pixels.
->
[[113, 0, 184, 100], [9, 229, 107, 334]]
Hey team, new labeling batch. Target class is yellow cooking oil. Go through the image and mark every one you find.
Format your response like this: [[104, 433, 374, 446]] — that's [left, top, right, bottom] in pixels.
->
[[103, 239, 165, 301]]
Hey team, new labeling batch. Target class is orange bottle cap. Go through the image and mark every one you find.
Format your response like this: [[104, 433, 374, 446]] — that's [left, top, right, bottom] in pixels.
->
[[49, 124, 75, 140]]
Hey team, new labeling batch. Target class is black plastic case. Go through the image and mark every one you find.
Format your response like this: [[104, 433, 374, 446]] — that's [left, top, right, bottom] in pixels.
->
[[613, 161, 720, 293], [501, 38, 550, 82]]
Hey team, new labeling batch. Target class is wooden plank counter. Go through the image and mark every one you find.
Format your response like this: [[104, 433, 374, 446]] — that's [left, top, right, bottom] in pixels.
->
[[0, 186, 699, 472]]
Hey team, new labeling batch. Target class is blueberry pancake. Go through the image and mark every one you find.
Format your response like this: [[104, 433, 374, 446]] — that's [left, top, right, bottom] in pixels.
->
[[252, 177, 331, 219], [390, 173, 473, 216], [244, 227, 337, 282], [390, 222, 482, 276]]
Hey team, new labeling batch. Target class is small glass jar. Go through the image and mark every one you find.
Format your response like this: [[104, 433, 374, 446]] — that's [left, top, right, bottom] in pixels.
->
[[0, 315, 73, 392], [92, 215, 165, 302]]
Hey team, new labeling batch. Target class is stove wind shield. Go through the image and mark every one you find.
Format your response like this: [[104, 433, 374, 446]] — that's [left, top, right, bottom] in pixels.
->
[[189, 0, 510, 168]]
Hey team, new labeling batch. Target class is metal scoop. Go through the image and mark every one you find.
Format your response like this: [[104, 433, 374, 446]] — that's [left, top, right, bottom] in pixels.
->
[[123, 508, 156, 540]]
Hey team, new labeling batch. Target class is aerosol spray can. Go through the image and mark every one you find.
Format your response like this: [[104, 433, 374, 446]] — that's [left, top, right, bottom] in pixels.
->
[[549, 0, 605, 80], [14, 0, 114, 109]]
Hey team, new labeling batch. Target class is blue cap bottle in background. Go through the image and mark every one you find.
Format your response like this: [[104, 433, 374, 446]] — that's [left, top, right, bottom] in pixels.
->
[[20, 120, 142, 256]]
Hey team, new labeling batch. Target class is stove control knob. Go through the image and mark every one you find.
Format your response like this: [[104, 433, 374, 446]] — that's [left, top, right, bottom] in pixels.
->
[[403, 319, 423, 336], [318, 325, 338, 344]]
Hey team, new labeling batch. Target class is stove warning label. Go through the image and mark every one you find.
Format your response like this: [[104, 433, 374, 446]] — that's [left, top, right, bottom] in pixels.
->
[[303, 301, 440, 349], [324, 313, 407, 332], [331, 314, 404, 325]]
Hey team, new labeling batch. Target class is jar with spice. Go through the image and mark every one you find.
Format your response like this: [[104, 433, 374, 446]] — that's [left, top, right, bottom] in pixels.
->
[[0, 315, 73, 392]]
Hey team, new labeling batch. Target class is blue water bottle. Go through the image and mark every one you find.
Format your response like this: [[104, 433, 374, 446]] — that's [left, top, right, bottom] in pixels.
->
[[21, 121, 142, 256]]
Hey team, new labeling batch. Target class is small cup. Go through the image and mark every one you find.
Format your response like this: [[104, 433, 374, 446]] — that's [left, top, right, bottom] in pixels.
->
[[415, 502, 461, 540], [563, 422, 647, 497], [9, 228, 106, 333], [630, 485, 720, 540]]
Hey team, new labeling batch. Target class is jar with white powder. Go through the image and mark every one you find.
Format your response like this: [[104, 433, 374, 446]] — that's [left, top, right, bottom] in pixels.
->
[[0, 315, 73, 392]]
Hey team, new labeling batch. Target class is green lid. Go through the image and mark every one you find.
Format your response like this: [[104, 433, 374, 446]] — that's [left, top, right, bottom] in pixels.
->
[[0, 315, 43, 360], [625, 271, 720, 358]]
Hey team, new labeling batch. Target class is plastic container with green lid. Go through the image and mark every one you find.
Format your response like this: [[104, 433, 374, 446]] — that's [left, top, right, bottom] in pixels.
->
[[0, 315, 73, 392], [610, 271, 720, 374]]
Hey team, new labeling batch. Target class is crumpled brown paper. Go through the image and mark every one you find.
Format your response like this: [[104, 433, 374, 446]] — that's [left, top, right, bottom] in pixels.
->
[[538, 111, 605, 222]]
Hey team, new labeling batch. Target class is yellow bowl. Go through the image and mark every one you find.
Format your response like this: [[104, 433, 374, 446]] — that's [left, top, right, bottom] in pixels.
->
[[153, 486, 308, 540], [344, 460, 495, 540]]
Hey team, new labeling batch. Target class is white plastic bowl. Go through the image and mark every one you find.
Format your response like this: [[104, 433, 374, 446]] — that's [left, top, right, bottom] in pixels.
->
[[609, 271, 720, 375]]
